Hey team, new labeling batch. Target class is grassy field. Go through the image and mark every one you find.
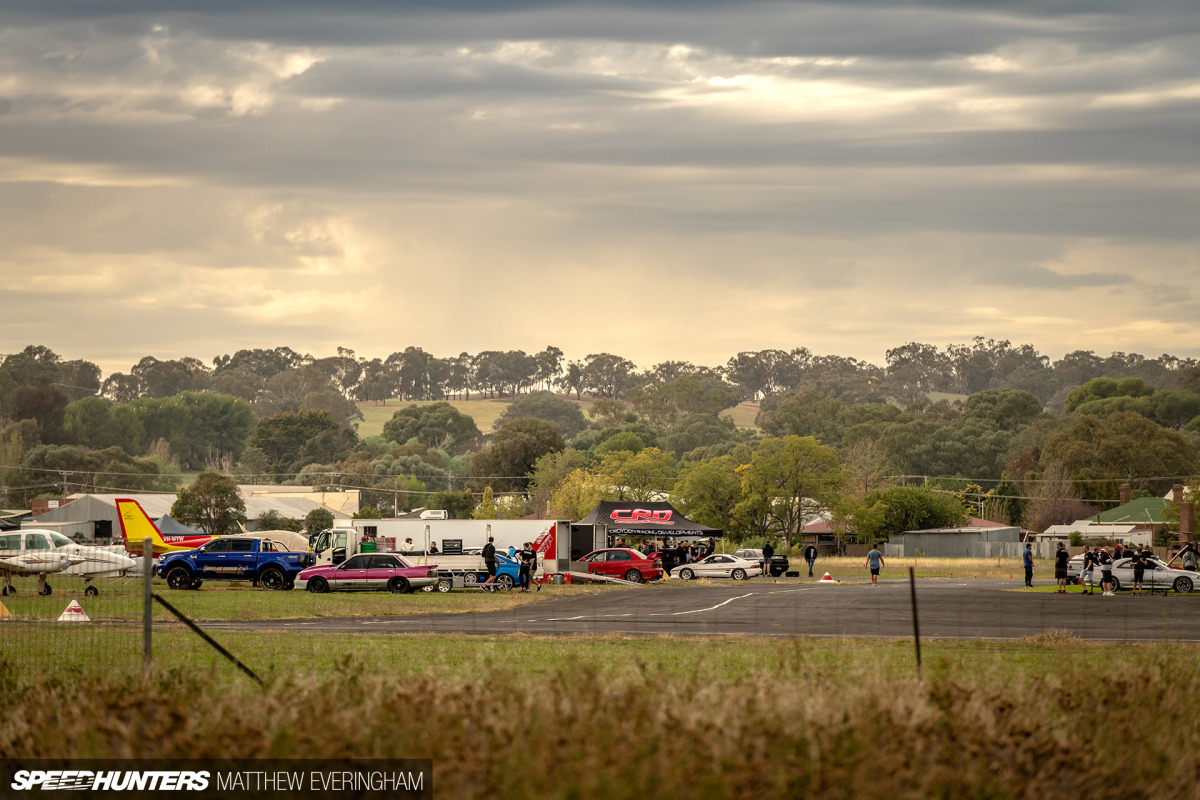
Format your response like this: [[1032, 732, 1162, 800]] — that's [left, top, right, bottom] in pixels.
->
[[796, 555, 1056, 580], [4, 634, 1199, 798], [926, 391, 970, 404], [0, 578, 608, 622], [719, 400, 760, 429], [356, 396, 596, 439]]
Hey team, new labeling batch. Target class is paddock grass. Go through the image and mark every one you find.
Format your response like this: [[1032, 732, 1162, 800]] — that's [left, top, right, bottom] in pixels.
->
[[356, 396, 596, 438], [790, 555, 1056, 580], [719, 401, 760, 429], [0, 578, 609, 622], [4, 634, 1199, 798]]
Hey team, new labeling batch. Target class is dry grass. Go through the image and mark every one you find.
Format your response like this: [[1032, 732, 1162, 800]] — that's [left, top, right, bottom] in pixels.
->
[[355, 396, 596, 438], [0, 580, 609, 622], [719, 401, 760, 429], [3, 635, 1199, 798], [805, 556, 1052, 580]]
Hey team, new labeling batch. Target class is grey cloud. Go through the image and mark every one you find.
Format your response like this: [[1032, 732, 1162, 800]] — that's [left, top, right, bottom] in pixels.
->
[[976, 265, 1132, 290]]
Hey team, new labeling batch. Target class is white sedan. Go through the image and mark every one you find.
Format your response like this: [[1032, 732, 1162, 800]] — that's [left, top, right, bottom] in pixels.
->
[[670, 554, 762, 581]]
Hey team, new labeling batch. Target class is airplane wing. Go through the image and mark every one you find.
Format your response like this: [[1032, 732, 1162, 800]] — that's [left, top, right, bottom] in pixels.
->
[[0, 552, 84, 574]]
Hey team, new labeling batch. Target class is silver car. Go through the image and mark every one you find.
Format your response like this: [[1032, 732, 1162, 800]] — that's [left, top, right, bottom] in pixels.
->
[[671, 554, 762, 581], [1069, 555, 1197, 593]]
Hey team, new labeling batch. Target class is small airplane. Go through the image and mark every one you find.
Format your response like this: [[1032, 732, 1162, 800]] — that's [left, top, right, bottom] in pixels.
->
[[116, 498, 213, 558], [0, 529, 139, 596]]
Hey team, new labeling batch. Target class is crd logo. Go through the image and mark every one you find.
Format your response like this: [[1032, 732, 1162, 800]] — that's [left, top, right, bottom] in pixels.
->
[[610, 509, 674, 524]]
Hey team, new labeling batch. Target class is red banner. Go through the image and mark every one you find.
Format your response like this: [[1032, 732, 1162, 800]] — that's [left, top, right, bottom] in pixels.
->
[[533, 525, 556, 558]]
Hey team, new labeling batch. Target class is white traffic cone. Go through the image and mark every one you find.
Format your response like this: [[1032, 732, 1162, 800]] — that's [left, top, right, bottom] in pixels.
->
[[818, 572, 835, 583], [57, 600, 90, 623]]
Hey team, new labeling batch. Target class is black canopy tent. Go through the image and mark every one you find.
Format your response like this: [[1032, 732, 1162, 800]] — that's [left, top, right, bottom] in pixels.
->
[[570, 501, 722, 560]]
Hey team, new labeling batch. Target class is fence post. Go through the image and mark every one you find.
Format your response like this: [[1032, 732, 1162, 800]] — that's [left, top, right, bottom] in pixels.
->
[[143, 537, 152, 685], [909, 566, 922, 681]]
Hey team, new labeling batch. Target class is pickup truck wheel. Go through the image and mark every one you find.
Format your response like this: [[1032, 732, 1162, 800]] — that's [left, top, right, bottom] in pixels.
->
[[732, 568, 748, 580], [463, 572, 478, 585], [435, 577, 453, 593], [623, 569, 643, 584], [388, 577, 410, 594], [260, 568, 285, 591], [166, 567, 193, 590], [679, 568, 695, 581], [307, 576, 329, 594], [1174, 577, 1193, 593]]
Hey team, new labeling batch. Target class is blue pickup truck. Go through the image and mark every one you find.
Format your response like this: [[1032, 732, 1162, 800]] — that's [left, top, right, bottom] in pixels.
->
[[157, 536, 315, 591]]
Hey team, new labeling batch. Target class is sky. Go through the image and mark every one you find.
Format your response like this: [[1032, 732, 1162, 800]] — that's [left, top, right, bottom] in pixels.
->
[[2, 0, 1198, 377]]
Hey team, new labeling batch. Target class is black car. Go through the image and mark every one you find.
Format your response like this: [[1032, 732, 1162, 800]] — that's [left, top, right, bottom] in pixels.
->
[[733, 548, 790, 577]]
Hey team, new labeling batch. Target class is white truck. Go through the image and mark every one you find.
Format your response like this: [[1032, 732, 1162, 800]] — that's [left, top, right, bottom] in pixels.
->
[[310, 518, 571, 589]]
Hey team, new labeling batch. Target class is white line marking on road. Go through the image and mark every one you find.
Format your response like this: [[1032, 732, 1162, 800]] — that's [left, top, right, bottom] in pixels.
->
[[650, 593, 754, 616], [543, 613, 636, 621]]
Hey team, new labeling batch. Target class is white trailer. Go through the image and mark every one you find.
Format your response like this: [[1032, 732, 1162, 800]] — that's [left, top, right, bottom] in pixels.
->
[[311, 519, 571, 574]]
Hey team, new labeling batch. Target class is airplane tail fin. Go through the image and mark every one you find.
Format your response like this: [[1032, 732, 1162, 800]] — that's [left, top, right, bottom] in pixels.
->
[[115, 498, 169, 557]]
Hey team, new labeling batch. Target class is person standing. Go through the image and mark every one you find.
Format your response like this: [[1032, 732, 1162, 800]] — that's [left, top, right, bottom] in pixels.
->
[[762, 540, 775, 578], [803, 542, 818, 577], [1113, 543, 1125, 562], [1053, 542, 1069, 593], [1098, 548, 1114, 596], [1181, 541, 1198, 571], [1022, 543, 1035, 587], [1132, 545, 1147, 596], [481, 537, 499, 591], [401, 537, 415, 553], [517, 542, 535, 592], [865, 544, 884, 587], [1079, 545, 1095, 595]]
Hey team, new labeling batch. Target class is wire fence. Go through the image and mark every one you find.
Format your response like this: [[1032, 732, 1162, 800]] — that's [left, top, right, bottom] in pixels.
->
[[0, 543, 150, 681]]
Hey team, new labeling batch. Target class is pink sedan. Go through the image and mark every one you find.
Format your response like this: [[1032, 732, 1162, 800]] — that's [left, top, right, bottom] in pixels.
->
[[296, 553, 437, 594]]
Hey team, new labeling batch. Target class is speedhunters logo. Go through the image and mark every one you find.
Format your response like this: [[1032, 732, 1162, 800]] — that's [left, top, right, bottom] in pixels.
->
[[3, 760, 431, 798], [12, 771, 209, 791]]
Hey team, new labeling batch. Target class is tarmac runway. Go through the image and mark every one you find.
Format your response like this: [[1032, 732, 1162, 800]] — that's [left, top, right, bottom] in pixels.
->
[[199, 577, 1200, 641]]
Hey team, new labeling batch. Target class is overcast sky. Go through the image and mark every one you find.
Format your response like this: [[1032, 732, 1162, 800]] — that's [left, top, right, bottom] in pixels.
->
[[2, 0, 1198, 376]]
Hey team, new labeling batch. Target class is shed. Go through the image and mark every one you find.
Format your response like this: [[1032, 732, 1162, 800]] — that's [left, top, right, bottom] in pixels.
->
[[28, 492, 353, 542], [899, 525, 1021, 558]]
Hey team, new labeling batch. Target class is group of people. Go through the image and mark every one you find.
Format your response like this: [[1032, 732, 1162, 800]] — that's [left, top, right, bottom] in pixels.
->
[[481, 537, 541, 593], [629, 538, 718, 564], [1039, 541, 1163, 596]]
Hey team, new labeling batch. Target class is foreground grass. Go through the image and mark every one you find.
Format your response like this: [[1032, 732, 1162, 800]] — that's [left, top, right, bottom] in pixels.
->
[[0, 579, 609, 622], [3, 635, 1199, 798]]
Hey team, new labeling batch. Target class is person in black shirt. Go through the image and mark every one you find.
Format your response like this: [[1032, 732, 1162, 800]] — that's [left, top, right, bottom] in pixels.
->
[[480, 537, 498, 591], [762, 540, 775, 578], [1054, 543, 1070, 593], [1098, 548, 1114, 596], [517, 541, 536, 592], [1079, 545, 1096, 595], [1113, 544, 1125, 561], [1132, 546, 1147, 595], [803, 542, 818, 577]]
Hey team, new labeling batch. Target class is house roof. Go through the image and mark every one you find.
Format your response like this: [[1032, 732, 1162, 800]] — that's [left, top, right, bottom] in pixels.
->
[[47, 492, 351, 522], [1042, 522, 1139, 537], [1095, 497, 1170, 525]]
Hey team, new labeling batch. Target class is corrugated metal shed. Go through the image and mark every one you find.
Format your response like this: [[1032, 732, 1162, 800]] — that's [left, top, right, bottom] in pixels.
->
[[26, 492, 351, 542]]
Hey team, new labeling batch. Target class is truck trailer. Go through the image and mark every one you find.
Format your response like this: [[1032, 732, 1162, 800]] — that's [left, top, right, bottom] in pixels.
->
[[311, 519, 571, 577]]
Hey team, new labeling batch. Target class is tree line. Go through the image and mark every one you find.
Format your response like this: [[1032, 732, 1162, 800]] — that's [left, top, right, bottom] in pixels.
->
[[2, 340, 1199, 542]]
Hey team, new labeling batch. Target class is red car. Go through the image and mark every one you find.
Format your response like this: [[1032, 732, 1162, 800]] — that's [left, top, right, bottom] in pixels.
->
[[579, 548, 663, 583], [296, 553, 438, 593]]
